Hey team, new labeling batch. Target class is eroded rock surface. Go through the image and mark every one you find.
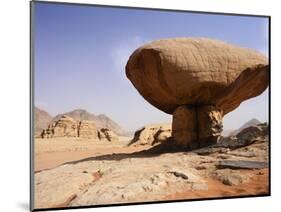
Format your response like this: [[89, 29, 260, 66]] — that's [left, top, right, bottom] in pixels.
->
[[128, 123, 171, 146], [126, 38, 269, 148], [35, 123, 269, 209], [126, 38, 268, 114], [40, 116, 122, 142], [41, 115, 78, 138], [78, 120, 97, 139]]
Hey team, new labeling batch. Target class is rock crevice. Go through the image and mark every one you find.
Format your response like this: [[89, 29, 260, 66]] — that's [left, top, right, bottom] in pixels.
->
[[172, 104, 223, 148]]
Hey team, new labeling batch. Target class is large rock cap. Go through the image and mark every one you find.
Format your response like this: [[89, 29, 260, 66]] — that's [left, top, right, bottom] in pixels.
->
[[126, 38, 268, 115]]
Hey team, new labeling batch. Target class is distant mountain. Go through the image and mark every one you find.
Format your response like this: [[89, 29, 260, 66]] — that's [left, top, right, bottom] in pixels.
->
[[229, 118, 261, 136], [51, 109, 126, 135], [51, 109, 96, 122], [34, 107, 53, 135]]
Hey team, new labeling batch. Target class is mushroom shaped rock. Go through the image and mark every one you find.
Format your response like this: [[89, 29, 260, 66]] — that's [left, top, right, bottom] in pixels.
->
[[126, 38, 269, 148]]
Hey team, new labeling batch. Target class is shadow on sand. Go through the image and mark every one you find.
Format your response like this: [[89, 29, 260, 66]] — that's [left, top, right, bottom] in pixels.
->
[[61, 141, 189, 166]]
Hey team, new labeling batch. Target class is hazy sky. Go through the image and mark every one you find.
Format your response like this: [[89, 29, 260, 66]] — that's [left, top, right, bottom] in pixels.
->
[[34, 2, 269, 131]]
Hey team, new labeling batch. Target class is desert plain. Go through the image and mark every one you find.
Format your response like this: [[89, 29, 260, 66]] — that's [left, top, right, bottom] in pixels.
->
[[34, 121, 269, 209]]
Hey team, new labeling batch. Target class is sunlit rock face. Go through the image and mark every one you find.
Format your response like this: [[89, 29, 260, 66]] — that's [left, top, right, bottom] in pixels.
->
[[126, 38, 268, 148]]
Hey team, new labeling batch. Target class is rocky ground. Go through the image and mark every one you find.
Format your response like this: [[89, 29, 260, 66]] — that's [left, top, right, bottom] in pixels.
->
[[34, 123, 269, 210]]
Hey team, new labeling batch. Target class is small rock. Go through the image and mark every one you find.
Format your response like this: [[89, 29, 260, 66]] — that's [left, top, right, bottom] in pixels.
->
[[195, 165, 207, 170], [193, 147, 229, 155], [217, 160, 268, 169], [213, 169, 249, 186], [216, 155, 231, 159], [168, 171, 189, 180]]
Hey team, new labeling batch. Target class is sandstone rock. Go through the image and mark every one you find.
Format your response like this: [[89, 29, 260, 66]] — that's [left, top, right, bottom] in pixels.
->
[[197, 105, 223, 145], [35, 152, 208, 208], [213, 169, 250, 186], [126, 38, 268, 114], [155, 126, 172, 142], [98, 128, 118, 142], [51, 109, 126, 136], [129, 124, 171, 146], [41, 116, 98, 139], [217, 160, 268, 169], [172, 106, 196, 148], [78, 120, 97, 139], [53, 115, 78, 137], [126, 38, 268, 148]]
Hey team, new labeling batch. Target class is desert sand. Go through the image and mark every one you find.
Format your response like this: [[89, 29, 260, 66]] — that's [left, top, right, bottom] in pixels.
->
[[34, 136, 143, 172]]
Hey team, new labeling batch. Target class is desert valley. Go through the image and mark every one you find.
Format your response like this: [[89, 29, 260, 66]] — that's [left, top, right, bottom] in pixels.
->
[[32, 23, 269, 209], [34, 106, 269, 209]]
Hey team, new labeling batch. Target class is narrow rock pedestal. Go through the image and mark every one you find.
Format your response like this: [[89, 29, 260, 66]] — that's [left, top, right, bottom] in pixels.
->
[[172, 105, 223, 149]]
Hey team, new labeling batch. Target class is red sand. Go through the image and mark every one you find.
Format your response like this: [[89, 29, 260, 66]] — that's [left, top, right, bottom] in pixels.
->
[[163, 169, 269, 200]]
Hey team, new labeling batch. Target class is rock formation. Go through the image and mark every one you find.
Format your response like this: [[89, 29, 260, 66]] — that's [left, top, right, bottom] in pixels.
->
[[51, 109, 125, 135], [128, 124, 171, 146], [41, 115, 98, 139], [52, 115, 78, 138], [97, 128, 119, 142], [78, 120, 97, 139], [126, 38, 269, 149]]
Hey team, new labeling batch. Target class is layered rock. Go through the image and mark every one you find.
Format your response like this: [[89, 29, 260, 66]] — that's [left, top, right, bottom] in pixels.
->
[[51, 109, 125, 135], [78, 120, 97, 139], [129, 124, 171, 146], [52, 115, 78, 138], [41, 115, 98, 140], [126, 38, 269, 148]]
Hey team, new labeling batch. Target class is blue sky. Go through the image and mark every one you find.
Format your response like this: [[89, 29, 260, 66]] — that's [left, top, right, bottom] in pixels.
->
[[34, 2, 269, 131]]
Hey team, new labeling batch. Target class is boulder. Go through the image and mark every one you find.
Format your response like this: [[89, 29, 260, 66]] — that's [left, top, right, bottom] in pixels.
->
[[216, 123, 268, 150], [126, 38, 268, 148], [213, 169, 250, 186], [217, 160, 268, 169], [236, 125, 263, 141], [129, 124, 171, 146]]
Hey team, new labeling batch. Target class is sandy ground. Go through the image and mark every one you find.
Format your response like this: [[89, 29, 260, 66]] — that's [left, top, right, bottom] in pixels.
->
[[34, 137, 150, 172]]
